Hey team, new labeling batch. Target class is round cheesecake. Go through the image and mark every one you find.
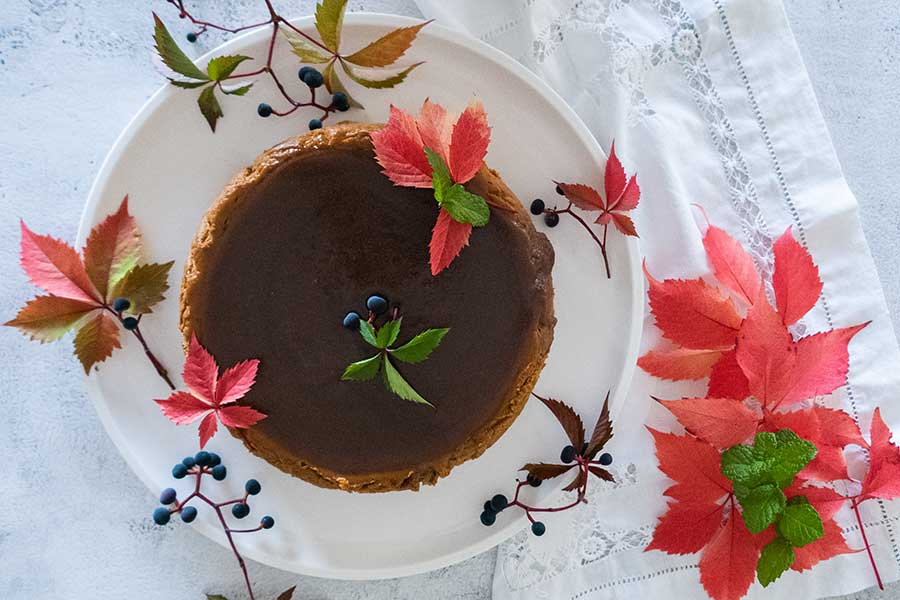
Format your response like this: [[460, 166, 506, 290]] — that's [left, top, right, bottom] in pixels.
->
[[180, 122, 555, 492]]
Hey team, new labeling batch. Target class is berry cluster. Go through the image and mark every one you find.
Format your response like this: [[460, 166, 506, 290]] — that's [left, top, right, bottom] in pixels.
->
[[153, 451, 274, 600], [342, 294, 392, 331], [256, 66, 350, 130]]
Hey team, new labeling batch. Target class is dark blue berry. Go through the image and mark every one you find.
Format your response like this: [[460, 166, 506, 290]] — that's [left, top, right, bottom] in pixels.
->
[[302, 69, 324, 88], [172, 463, 189, 479], [232, 503, 250, 519], [331, 92, 350, 112], [112, 297, 130, 312], [530, 199, 545, 215], [186, 32, 198, 43], [555, 184, 565, 196], [159, 488, 177, 505], [123, 317, 139, 330], [480, 510, 496, 526], [194, 451, 212, 467], [182, 456, 196, 468], [245, 479, 261, 495], [366, 295, 388, 315], [531, 521, 546, 536], [181, 506, 198, 523], [598, 453, 613, 466], [153, 507, 171, 525], [490, 494, 508, 512], [261, 516, 275, 529], [308, 118, 323, 130], [343, 312, 361, 330], [483, 500, 496, 514], [208, 452, 221, 467], [257, 103, 273, 118], [561, 445, 577, 464], [526, 473, 542, 487], [212, 464, 227, 481], [544, 212, 560, 228], [298, 66, 315, 81]]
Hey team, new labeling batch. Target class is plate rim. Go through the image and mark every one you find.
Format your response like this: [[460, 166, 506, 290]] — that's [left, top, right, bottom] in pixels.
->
[[77, 12, 644, 580]]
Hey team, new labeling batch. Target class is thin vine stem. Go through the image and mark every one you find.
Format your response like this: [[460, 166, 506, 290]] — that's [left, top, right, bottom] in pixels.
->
[[104, 306, 175, 390], [852, 497, 884, 590], [545, 202, 612, 279]]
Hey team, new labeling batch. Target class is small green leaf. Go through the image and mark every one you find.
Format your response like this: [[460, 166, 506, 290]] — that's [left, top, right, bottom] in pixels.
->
[[170, 79, 208, 89], [392, 328, 449, 363], [341, 354, 382, 381], [339, 60, 423, 89], [315, 0, 347, 52], [376, 317, 402, 349], [206, 55, 252, 81], [721, 429, 817, 491], [323, 60, 364, 108], [777, 496, 824, 547], [197, 86, 223, 132], [768, 429, 817, 485], [440, 185, 490, 227], [222, 83, 253, 96], [283, 31, 333, 63], [382, 355, 432, 406], [738, 483, 786, 533], [721, 444, 761, 485], [757, 536, 795, 587], [358, 320, 378, 347], [153, 13, 210, 81], [425, 148, 452, 199]]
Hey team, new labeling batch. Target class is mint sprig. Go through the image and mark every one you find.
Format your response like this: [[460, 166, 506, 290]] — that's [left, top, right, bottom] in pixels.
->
[[342, 317, 448, 406], [721, 429, 824, 587], [425, 149, 490, 227]]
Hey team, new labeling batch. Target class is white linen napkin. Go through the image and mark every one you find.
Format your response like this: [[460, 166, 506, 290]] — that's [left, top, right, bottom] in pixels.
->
[[413, 1, 900, 598]]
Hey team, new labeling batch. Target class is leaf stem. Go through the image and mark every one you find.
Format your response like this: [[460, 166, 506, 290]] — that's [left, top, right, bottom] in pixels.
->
[[852, 497, 884, 590], [105, 307, 175, 390], [553, 203, 611, 279]]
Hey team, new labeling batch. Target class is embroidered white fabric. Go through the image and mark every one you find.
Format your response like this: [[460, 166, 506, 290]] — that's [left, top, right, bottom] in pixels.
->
[[413, 1, 900, 599]]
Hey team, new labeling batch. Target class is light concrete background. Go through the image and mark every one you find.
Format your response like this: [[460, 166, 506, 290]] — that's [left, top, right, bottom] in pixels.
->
[[0, 1, 896, 598]]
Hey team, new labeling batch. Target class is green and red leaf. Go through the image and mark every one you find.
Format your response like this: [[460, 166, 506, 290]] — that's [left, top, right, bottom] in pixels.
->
[[83, 196, 143, 300]]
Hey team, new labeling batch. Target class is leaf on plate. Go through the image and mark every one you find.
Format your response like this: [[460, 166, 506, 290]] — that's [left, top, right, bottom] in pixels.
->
[[521, 462, 575, 481], [322, 60, 364, 108], [73, 310, 121, 374], [340, 60, 422, 89], [283, 31, 332, 63], [584, 392, 613, 459], [5, 295, 97, 343], [315, 0, 347, 52], [537, 395, 586, 450], [82, 196, 142, 301], [198, 86, 224, 132], [110, 261, 173, 314], [153, 13, 210, 82], [19, 221, 100, 303], [343, 21, 430, 67], [206, 55, 252, 81]]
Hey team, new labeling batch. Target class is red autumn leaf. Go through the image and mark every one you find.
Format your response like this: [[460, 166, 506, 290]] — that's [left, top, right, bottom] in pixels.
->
[[82, 196, 143, 301], [416, 98, 451, 165], [699, 502, 761, 600], [563, 469, 587, 492], [646, 500, 726, 555], [19, 221, 100, 303], [448, 99, 490, 184], [556, 183, 604, 211], [772, 228, 823, 326], [708, 349, 750, 401], [605, 142, 640, 211], [860, 408, 900, 501], [73, 310, 121, 374], [657, 397, 758, 448], [610, 212, 638, 237], [702, 224, 759, 306], [638, 348, 723, 381], [648, 428, 731, 504], [537, 395, 586, 450], [765, 406, 864, 481], [370, 105, 433, 188], [644, 264, 742, 350], [156, 334, 265, 448], [429, 208, 473, 276], [5, 295, 98, 343], [792, 518, 855, 572], [786, 483, 848, 522]]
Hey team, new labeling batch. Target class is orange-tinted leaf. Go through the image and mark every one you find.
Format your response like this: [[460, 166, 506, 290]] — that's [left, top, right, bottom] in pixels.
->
[[657, 397, 758, 448], [699, 503, 761, 600], [6, 295, 97, 342], [648, 428, 731, 504], [537, 395, 585, 450], [343, 21, 430, 67], [83, 196, 142, 300], [370, 104, 432, 188], [646, 500, 725, 555], [645, 264, 742, 350], [708, 349, 749, 401], [429, 208, 472, 275], [111, 261, 173, 314], [639, 348, 723, 381], [73, 310, 121, 374], [773, 227, 822, 326], [610, 212, 637, 237], [556, 182, 604, 211], [861, 408, 900, 501], [703, 224, 759, 306], [417, 98, 452, 165], [448, 99, 490, 184], [20, 221, 100, 303]]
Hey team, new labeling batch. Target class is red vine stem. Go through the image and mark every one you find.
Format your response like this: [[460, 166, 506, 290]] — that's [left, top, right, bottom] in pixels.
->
[[852, 497, 884, 590], [551, 202, 612, 279], [104, 306, 175, 390]]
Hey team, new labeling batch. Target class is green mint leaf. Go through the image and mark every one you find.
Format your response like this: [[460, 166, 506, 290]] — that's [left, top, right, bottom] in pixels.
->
[[376, 317, 402, 349], [440, 184, 490, 227], [738, 483, 786, 533], [341, 354, 382, 381], [206, 55, 252, 81], [282, 31, 332, 63], [153, 13, 210, 82], [170, 79, 208, 89], [222, 83, 253, 96], [391, 328, 449, 363], [757, 536, 795, 587], [197, 86, 223, 132], [358, 320, 379, 347], [425, 148, 452, 200], [777, 496, 824, 547], [721, 429, 817, 490], [382, 355, 432, 406], [768, 430, 817, 485], [721, 444, 760, 485]]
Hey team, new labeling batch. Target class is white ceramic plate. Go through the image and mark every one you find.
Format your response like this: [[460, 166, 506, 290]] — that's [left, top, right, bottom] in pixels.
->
[[78, 14, 642, 580]]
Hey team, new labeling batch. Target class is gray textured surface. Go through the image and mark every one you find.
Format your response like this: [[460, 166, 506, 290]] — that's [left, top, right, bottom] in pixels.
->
[[0, 1, 897, 599]]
